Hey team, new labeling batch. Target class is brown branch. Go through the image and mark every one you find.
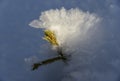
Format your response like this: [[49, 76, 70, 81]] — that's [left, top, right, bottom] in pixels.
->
[[32, 56, 66, 70]]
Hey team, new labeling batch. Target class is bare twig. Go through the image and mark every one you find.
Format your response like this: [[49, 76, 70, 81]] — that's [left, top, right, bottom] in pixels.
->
[[32, 56, 67, 70]]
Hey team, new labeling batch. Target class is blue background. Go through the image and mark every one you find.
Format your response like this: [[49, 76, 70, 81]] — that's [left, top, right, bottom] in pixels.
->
[[0, 0, 120, 81]]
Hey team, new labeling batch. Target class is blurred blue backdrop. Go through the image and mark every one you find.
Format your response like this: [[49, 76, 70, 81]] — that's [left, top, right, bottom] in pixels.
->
[[0, 0, 120, 81]]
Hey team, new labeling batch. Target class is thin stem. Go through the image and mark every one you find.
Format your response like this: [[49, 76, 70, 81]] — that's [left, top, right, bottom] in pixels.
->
[[32, 56, 66, 70]]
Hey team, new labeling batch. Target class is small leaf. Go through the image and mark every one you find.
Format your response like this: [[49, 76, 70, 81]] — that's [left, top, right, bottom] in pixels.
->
[[43, 30, 59, 46]]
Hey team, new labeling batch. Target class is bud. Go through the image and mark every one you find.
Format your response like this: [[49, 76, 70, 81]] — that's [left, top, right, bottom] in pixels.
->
[[43, 30, 59, 46]]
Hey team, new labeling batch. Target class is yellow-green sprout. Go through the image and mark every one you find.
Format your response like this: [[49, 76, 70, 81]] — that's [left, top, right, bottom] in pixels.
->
[[32, 30, 68, 70], [43, 30, 59, 46]]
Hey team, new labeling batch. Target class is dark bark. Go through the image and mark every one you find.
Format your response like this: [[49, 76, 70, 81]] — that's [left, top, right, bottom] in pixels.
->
[[32, 56, 66, 70]]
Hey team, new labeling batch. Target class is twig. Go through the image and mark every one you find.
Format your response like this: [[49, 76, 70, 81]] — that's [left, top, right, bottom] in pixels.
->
[[32, 56, 66, 70]]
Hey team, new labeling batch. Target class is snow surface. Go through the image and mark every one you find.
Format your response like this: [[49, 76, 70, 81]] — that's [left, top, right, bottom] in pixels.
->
[[0, 0, 120, 81]]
